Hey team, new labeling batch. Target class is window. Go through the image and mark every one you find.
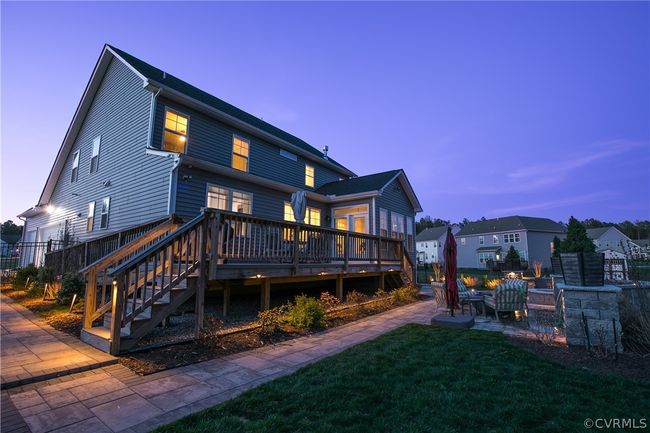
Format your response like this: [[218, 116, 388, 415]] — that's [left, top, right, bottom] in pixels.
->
[[86, 202, 95, 232], [283, 202, 320, 226], [503, 233, 521, 243], [90, 136, 101, 173], [100, 197, 110, 229], [206, 185, 253, 215], [280, 149, 297, 161], [461, 237, 466, 245], [379, 209, 388, 237], [391, 213, 405, 240], [406, 217, 414, 250], [479, 236, 484, 245], [305, 164, 314, 187], [493, 235, 499, 244], [163, 109, 188, 153], [71, 151, 79, 182], [232, 135, 249, 172]]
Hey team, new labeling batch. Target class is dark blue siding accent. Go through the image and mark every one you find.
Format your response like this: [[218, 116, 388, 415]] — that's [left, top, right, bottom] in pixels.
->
[[153, 97, 343, 191], [376, 178, 417, 256], [25, 59, 174, 242], [175, 167, 327, 226]]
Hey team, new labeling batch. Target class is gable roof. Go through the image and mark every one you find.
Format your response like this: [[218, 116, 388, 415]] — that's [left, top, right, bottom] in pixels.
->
[[108, 45, 352, 175], [457, 216, 565, 236], [586, 227, 615, 240], [316, 169, 422, 212], [416, 226, 449, 242]]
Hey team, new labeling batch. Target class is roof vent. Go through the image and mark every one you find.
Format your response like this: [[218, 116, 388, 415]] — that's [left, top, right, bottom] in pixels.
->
[[162, 71, 167, 80], [322, 145, 329, 160]]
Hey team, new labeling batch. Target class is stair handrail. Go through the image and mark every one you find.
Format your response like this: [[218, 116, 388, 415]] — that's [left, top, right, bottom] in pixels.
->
[[107, 212, 208, 278]]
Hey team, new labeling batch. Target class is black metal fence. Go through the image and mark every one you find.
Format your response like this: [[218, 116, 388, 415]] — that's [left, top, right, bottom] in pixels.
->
[[0, 241, 66, 272]]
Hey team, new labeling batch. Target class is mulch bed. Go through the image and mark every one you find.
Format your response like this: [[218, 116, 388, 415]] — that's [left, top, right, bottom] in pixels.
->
[[120, 297, 418, 376], [509, 336, 650, 384]]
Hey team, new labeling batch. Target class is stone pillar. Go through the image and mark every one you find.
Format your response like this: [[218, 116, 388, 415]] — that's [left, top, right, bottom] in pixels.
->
[[559, 283, 623, 351]]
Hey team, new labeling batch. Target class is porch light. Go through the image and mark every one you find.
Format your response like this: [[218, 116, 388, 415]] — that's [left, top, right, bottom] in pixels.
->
[[319, 271, 327, 275], [255, 274, 262, 278], [360, 270, 366, 273], [388, 268, 395, 272]]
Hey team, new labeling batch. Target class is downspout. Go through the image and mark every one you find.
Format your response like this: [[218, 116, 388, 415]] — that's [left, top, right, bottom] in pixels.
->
[[146, 86, 162, 150], [167, 155, 181, 215]]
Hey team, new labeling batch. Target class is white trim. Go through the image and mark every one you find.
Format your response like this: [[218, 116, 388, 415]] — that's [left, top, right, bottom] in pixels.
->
[[371, 197, 376, 235], [330, 203, 370, 233], [105, 46, 148, 81]]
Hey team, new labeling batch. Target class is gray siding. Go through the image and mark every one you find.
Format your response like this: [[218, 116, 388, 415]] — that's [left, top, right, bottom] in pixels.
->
[[153, 97, 344, 191], [456, 230, 528, 269], [25, 58, 174, 242], [175, 166, 327, 225], [592, 228, 630, 253], [527, 231, 564, 268]]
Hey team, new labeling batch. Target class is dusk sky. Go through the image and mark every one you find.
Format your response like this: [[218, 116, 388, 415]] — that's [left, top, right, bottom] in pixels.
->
[[2, 1, 649, 224]]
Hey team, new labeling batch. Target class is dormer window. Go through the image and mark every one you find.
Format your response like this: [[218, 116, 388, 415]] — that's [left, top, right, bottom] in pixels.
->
[[71, 151, 79, 183], [232, 135, 249, 172], [305, 164, 314, 187], [163, 109, 188, 153]]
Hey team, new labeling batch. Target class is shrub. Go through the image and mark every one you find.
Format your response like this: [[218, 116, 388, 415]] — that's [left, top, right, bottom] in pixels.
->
[[287, 295, 325, 328], [57, 272, 85, 303], [37, 266, 56, 285], [258, 307, 283, 335], [374, 287, 387, 299], [461, 275, 480, 288], [505, 246, 521, 262], [619, 290, 650, 354], [15, 264, 38, 288], [390, 285, 419, 303], [318, 291, 341, 310], [26, 281, 43, 297], [346, 290, 367, 305]]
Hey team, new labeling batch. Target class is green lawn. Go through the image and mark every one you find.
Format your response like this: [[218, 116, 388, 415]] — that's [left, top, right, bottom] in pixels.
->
[[155, 325, 648, 433]]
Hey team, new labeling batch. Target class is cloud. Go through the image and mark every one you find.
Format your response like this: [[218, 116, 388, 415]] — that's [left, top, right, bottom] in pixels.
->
[[485, 191, 617, 217]]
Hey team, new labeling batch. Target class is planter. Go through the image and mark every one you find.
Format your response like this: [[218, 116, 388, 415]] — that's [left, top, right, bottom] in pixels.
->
[[533, 277, 553, 289], [550, 256, 563, 275], [560, 253, 604, 287]]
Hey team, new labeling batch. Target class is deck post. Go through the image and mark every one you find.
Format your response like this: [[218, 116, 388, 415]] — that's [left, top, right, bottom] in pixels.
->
[[378, 272, 385, 292], [344, 233, 349, 272], [223, 281, 231, 317], [261, 278, 271, 311], [292, 225, 300, 274], [83, 269, 97, 329], [336, 274, 344, 300], [195, 216, 208, 338], [109, 273, 125, 355], [209, 212, 220, 280]]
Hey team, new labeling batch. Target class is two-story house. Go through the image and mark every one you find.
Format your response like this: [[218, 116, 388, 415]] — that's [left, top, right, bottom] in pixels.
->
[[17, 45, 422, 353], [415, 225, 460, 264], [456, 216, 566, 269], [587, 227, 642, 258]]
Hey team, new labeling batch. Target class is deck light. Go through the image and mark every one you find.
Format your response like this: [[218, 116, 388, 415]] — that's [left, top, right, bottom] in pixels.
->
[[256, 274, 262, 278]]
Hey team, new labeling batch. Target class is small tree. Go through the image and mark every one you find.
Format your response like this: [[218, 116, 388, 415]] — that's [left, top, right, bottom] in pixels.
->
[[558, 217, 596, 254], [505, 246, 520, 262], [552, 236, 563, 257]]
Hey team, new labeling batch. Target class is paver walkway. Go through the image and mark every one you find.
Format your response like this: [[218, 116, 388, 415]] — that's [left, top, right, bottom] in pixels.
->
[[1, 294, 117, 389], [3, 299, 434, 433]]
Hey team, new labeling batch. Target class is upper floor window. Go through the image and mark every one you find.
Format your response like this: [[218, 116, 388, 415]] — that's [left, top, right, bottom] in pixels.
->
[[461, 237, 466, 245], [71, 151, 79, 183], [163, 109, 188, 153], [86, 201, 95, 232], [391, 213, 405, 240], [100, 197, 110, 229], [232, 135, 249, 172], [380, 208, 388, 237], [90, 136, 101, 173], [503, 233, 520, 243], [305, 164, 315, 187], [406, 217, 414, 250], [493, 234, 499, 244], [479, 236, 484, 245]]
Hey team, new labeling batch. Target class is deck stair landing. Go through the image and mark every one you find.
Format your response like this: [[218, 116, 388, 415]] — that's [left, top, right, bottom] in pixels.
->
[[80, 209, 411, 354]]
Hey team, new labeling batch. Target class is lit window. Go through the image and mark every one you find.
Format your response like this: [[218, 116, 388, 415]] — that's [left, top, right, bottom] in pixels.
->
[[461, 237, 466, 245], [90, 136, 101, 173], [100, 197, 110, 229], [391, 213, 404, 240], [163, 109, 188, 153], [493, 235, 499, 244], [71, 151, 79, 183], [87, 202, 95, 232], [283, 202, 320, 226], [232, 135, 249, 172], [479, 236, 484, 245], [231, 191, 252, 214], [305, 164, 314, 187], [284, 202, 296, 222], [206, 184, 252, 215], [380, 209, 388, 237]]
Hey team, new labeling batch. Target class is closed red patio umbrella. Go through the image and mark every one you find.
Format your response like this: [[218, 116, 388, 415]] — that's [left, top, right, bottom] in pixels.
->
[[443, 227, 459, 315]]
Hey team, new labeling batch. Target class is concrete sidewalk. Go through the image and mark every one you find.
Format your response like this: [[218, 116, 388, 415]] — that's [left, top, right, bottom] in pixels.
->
[[4, 299, 434, 433], [1, 294, 117, 389]]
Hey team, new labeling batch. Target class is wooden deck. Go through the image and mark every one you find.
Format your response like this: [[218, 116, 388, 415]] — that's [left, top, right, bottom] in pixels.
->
[[80, 209, 414, 354]]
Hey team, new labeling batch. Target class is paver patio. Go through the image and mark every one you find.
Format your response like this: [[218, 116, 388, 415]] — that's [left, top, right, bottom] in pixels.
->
[[0, 294, 117, 389], [3, 299, 434, 433]]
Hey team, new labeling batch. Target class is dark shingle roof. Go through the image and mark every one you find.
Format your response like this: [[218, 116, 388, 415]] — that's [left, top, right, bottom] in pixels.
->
[[316, 170, 401, 196], [416, 226, 450, 242], [457, 216, 565, 236], [108, 45, 351, 174], [586, 227, 612, 239]]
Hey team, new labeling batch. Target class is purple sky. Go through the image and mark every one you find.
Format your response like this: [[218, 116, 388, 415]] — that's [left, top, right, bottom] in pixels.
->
[[2, 2, 649, 224]]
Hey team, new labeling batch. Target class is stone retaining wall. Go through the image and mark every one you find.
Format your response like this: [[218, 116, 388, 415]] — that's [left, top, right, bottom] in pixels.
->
[[558, 283, 623, 351]]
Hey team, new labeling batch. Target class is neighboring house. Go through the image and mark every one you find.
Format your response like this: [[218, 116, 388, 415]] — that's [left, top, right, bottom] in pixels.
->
[[18, 44, 422, 262], [632, 239, 650, 259], [415, 225, 460, 264], [456, 216, 566, 269], [587, 227, 642, 257]]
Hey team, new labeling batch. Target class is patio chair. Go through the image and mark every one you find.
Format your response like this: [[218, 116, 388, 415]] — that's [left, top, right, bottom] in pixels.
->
[[484, 279, 527, 321], [456, 278, 483, 315]]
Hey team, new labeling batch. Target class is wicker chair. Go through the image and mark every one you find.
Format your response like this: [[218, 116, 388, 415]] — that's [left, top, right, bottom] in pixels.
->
[[484, 279, 527, 320]]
